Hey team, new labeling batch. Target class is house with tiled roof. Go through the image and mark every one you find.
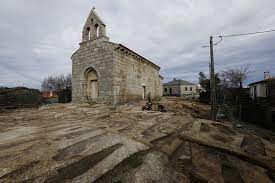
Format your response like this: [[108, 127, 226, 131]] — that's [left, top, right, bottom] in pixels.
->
[[163, 78, 198, 96]]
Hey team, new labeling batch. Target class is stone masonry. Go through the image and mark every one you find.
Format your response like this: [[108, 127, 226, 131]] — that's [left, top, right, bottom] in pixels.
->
[[71, 8, 163, 104]]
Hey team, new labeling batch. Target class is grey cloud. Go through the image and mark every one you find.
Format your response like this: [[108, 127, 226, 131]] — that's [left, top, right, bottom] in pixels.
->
[[0, 0, 275, 88]]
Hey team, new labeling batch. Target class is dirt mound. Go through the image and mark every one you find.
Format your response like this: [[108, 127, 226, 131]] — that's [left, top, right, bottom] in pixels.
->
[[0, 87, 42, 110]]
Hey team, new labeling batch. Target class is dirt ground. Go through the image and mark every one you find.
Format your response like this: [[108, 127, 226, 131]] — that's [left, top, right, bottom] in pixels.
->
[[0, 98, 275, 182]]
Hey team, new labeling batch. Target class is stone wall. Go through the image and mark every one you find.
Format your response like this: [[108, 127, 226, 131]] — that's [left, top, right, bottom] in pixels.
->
[[113, 46, 162, 104], [72, 41, 162, 104], [71, 40, 116, 104]]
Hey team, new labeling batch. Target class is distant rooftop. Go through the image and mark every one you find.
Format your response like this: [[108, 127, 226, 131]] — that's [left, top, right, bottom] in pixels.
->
[[163, 79, 196, 86], [248, 77, 275, 86]]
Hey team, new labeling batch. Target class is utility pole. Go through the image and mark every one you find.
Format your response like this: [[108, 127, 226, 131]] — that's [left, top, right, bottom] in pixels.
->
[[203, 29, 275, 120], [210, 36, 216, 121]]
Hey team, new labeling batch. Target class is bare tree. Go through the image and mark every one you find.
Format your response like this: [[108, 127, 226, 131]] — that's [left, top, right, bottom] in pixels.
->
[[41, 74, 72, 91], [220, 65, 250, 120], [221, 65, 249, 89]]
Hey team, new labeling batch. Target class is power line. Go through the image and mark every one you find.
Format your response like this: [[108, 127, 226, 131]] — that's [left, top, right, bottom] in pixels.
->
[[217, 29, 275, 38], [213, 36, 223, 46], [202, 29, 275, 47], [202, 28, 275, 120]]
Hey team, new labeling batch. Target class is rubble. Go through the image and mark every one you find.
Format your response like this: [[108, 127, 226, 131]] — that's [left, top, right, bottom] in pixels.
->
[[158, 97, 211, 119], [0, 101, 275, 182]]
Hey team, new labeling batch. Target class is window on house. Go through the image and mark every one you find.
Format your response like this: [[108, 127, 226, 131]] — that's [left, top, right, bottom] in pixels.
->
[[164, 88, 167, 92], [190, 87, 192, 91], [185, 87, 188, 91]]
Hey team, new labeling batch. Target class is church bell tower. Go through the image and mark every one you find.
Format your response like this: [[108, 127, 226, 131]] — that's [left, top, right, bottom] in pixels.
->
[[82, 7, 109, 43]]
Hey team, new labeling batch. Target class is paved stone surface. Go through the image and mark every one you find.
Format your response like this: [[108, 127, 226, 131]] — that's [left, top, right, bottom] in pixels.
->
[[0, 102, 275, 182]]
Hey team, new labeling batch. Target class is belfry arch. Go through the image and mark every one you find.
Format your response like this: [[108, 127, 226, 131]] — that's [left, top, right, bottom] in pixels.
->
[[81, 7, 107, 42], [84, 68, 99, 100], [86, 27, 91, 40]]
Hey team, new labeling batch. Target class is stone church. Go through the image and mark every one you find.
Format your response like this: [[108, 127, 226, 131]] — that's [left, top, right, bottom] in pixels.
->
[[71, 8, 163, 104]]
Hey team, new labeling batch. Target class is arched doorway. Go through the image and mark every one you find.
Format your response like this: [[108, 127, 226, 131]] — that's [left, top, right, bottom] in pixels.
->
[[85, 68, 99, 100]]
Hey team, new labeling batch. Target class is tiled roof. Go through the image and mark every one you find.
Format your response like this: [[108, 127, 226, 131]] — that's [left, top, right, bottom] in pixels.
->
[[248, 78, 275, 86], [163, 79, 196, 86]]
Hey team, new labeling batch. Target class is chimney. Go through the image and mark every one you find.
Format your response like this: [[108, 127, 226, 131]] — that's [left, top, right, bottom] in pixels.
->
[[264, 71, 271, 80]]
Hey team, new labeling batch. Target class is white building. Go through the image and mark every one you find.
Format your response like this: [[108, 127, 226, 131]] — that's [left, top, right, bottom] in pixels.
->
[[249, 72, 273, 99], [249, 80, 269, 99], [163, 79, 197, 96]]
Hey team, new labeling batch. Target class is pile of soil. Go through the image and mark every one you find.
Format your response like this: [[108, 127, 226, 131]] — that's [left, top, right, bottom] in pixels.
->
[[0, 87, 42, 110]]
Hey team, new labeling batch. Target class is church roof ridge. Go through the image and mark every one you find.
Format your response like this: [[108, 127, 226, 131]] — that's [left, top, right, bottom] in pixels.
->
[[116, 44, 161, 70]]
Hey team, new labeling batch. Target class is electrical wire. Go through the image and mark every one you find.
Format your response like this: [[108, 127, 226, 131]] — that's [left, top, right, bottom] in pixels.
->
[[202, 36, 223, 47], [213, 36, 223, 46], [218, 29, 275, 38], [202, 29, 275, 47]]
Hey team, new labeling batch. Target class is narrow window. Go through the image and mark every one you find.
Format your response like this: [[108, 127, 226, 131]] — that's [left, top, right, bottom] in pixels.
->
[[86, 27, 91, 40], [95, 24, 99, 37], [185, 87, 188, 91], [190, 87, 192, 91], [164, 88, 167, 92]]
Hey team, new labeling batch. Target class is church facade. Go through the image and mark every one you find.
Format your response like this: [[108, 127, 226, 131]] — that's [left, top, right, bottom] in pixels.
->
[[71, 8, 163, 104]]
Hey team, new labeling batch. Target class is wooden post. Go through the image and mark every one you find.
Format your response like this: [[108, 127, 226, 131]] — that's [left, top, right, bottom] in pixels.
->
[[210, 36, 217, 121]]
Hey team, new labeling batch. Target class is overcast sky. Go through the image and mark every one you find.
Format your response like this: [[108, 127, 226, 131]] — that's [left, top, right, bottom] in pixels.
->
[[0, 0, 275, 89]]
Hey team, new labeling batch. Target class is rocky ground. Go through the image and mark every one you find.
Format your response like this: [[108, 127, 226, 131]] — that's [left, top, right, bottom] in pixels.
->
[[0, 99, 275, 183]]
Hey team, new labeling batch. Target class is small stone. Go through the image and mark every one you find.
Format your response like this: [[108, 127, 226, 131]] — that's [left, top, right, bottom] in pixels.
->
[[236, 124, 242, 128]]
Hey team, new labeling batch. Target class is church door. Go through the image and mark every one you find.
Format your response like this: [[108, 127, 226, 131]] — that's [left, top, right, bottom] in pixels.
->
[[86, 69, 99, 100], [90, 80, 98, 99], [142, 86, 146, 99]]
